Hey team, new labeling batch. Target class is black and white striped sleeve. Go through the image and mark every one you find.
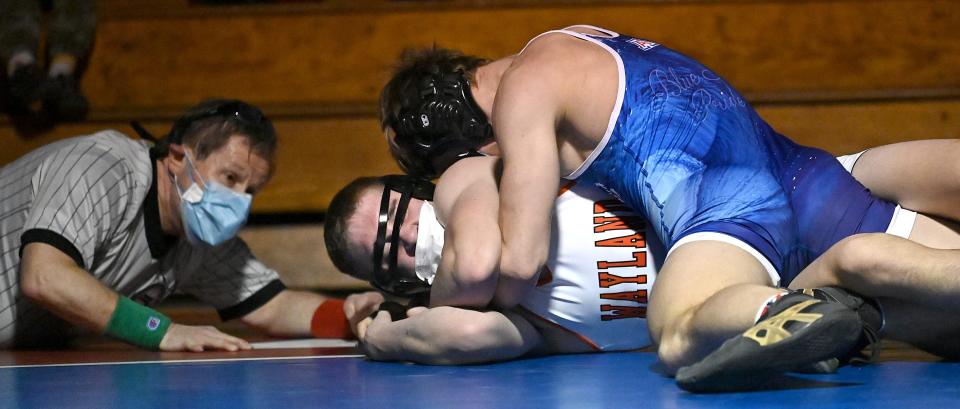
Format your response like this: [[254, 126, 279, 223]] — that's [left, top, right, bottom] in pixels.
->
[[177, 238, 283, 321], [20, 143, 133, 270]]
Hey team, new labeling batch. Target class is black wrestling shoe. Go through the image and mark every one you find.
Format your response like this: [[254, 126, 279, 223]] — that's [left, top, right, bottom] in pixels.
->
[[675, 291, 863, 393], [6, 63, 41, 112], [40, 74, 89, 121], [793, 287, 882, 374]]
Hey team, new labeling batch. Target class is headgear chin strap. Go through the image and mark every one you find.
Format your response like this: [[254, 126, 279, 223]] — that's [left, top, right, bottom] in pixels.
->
[[390, 70, 493, 178], [371, 175, 436, 298]]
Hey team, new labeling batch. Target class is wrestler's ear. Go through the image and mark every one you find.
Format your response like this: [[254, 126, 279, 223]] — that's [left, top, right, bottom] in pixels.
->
[[165, 144, 188, 173]]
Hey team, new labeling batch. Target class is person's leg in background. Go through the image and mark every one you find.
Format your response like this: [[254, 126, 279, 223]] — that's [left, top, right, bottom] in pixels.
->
[[41, 0, 95, 121], [0, 0, 42, 112]]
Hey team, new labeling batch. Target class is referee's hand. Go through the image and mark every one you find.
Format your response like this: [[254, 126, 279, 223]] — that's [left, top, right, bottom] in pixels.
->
[[344, 291, 385, 335], [159, 323, 252, 352]]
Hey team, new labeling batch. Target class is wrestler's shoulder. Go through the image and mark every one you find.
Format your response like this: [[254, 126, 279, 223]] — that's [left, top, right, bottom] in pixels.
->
[[435, 157, 499, 203], [438, 157, 497, 189]]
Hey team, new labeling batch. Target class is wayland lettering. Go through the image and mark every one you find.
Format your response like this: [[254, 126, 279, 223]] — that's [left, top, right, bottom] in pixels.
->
[[595, 233, 647, 248], [598, 271, 648, 288], [597, 251, 647, 269], [600, 305, 646, 321], [593, 215, 645, 233]]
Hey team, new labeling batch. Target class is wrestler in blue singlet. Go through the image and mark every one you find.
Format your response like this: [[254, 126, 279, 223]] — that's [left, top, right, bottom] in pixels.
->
[[551, 26, 894, 283]]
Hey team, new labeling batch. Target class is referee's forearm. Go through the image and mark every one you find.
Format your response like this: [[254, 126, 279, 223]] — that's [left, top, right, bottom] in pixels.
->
[[20, 242, 119, 333], [239, 289, 324, 337]]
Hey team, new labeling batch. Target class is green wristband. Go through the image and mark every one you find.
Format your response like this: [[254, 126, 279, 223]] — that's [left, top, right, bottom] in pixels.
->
[[105, 296, 172, 350]]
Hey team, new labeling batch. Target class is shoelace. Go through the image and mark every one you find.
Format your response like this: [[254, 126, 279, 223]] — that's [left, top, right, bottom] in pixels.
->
[[846, 323, 881, 366]]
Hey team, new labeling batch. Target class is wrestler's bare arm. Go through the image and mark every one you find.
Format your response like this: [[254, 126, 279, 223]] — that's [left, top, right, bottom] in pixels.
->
[[493, 40, 566, 308], [358, 306, 545, 365], [429, 157, 504, 307]]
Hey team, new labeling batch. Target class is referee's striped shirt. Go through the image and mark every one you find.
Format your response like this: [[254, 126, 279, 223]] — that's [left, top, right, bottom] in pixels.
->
[[0, 130, 283, 347]]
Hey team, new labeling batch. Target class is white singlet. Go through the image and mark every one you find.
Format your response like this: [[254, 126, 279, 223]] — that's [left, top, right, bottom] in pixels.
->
[[518, 182, 662, 351]]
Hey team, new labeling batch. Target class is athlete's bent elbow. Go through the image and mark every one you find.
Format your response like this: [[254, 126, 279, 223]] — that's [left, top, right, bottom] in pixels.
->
[[453, 248, 500, 290], [19, 265, 51, 303], [499, 252, 546, 283]]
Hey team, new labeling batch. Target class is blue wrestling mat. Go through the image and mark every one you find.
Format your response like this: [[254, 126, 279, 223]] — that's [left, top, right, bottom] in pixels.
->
[[1, 351, 958, 408]]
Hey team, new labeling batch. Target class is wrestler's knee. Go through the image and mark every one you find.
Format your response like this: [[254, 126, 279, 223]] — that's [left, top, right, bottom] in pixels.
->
[[831, 233, 895, 288]]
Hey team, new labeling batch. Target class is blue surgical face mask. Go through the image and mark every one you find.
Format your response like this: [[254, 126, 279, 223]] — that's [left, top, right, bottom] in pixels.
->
[[173, 152, 252, 246]]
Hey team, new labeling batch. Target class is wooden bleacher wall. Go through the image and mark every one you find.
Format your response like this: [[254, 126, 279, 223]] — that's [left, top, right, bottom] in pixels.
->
[[2, 0, 958, 289]]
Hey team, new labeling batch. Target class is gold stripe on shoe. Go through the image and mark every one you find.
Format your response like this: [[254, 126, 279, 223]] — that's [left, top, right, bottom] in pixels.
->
[[743, 300, 822, 346]]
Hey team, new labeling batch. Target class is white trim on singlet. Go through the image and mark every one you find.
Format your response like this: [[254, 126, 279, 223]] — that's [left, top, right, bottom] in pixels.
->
[[519, 26, 627, 180], [886, 205, 917, 239], [667, 232, 782, 286], [836, 150, 867, 173]]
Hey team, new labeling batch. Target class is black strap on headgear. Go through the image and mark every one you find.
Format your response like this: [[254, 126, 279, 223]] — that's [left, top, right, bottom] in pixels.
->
[[370, 175, 436, 298], [392, 69, 493, 178], [130, 121, 158, 143]]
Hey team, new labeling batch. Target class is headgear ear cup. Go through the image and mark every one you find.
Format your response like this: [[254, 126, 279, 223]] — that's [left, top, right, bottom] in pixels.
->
[[390, 71, 493, 178]]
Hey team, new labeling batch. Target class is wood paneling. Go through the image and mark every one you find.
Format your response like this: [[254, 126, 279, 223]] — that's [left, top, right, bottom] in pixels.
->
[[78, 0, 959, 115], [3, 0, 958, 213], [762, 99, 960, 155], [238, 224, 370, 290]]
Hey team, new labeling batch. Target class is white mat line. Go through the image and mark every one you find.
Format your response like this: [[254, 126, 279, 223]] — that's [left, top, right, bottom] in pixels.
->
[[251, 338, 357, 349], [0, 353, 364, 369]]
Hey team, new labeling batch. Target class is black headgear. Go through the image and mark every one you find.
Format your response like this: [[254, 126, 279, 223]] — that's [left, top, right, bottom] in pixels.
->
[[390, 69, 493, 178], [371, 175, 436, 298]]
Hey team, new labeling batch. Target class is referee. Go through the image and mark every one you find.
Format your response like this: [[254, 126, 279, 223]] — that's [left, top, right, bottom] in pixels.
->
[[0, 99, 377, 351]]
